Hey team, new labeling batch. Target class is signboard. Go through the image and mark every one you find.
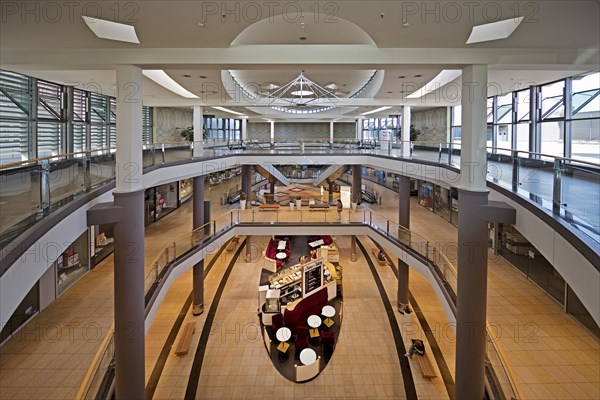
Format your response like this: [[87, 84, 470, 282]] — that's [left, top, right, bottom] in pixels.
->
[[380, 129, 392, 150], [303, 259, 323, 297]]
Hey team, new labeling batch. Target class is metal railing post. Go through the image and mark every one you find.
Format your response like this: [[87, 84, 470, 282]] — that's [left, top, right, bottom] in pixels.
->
[[512, 151, 520, 192], [552, 158, 563, 214], [386, 220, 390, 235], [213, 220, 216, 236]]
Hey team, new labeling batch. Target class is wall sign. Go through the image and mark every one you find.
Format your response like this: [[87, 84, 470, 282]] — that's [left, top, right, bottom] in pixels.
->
[[303, 259, 323, 297]]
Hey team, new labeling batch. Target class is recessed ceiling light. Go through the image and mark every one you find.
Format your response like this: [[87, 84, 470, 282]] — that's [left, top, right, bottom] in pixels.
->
[[183, 74, 192, 78], [299, 37, 307, 40], [387, 91, 393, 94], [467, 16, 524, 44], [199, 75, 208, 79], [414, 74, 422, 78], [197, 22, 206, 27], [398, 76, 406, 79], [213, 106, 246, 116], [142, 70, 199, 98], [82, 16, 140, 44], [360, 106, 392, 116]]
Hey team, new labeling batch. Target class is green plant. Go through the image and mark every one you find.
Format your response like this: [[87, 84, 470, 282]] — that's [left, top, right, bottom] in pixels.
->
[[396, 125, 421, 141], [179, 126, 208, 142]]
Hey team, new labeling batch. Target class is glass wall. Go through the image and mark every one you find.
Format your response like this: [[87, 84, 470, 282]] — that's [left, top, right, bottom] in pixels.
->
[[361, 117, 399, 141], [451, 71, 599, 163], [204, 116, 241, 141], [0, 69, 153, 165]]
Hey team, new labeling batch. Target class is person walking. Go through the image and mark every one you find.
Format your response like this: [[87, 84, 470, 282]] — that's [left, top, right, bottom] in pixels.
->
[[336, 199, 343, 220]]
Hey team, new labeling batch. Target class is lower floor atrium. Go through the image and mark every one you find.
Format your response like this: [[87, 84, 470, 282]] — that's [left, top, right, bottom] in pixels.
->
[[0, 178, 598, 400]]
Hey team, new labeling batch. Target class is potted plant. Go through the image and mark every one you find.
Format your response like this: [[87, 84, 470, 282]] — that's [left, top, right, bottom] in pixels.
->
[[295, 196, 302, 209], [179, 126, 208, 143]]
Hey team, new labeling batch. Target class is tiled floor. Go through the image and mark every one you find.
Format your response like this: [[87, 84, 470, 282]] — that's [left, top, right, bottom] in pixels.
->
[[0, 179, 598, 400]]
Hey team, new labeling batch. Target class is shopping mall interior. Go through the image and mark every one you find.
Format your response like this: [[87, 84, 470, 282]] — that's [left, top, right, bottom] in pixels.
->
[[0, 1, 599, 399]]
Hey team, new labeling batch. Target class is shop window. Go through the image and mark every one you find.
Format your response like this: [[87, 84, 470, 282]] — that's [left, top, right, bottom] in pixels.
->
[[0, 282, 39, 344], [91, 224, 114, 267], [56, 230, 89, 295], [179, 179, 193, 203], [418, 181, 434, 210]]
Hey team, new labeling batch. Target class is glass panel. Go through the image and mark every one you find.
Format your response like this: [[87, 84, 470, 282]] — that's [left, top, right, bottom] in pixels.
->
[[37, 80, 62, 120], [487, 98, 493, 123], [73, 123, 86, 154], [562, 166, 600, 243], [540, 121, 565, 158], [37, 121, 63, 157], [541, 80, 565, 119], [516, 90, 530, 122], [49, 160, 87, 205], [56, 230, 89, 295], [0, 119, 29, 164], [0, 167, 42, 237], [515, 123, 530, 153], [486, 125, 493, 148], [570, 119, 600, 163], [452, 105, 462, 126], [571, 89, 600, 118], [496, 124, 513, 154], [497, 93, 512, 123]]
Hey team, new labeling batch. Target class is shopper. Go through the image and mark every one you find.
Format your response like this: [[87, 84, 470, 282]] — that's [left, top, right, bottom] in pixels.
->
[[336, 199, 343, 220], [405, 338, 425, 358]]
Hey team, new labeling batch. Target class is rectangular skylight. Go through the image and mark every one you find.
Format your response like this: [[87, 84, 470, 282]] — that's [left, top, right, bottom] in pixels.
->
[[82, 16, 140, 44], [407, 70, 462, 99], [466, 16, 524, 44], [360, 106, 392, 116], [213, 106, 246, 116], [142, 70, 199, 99]]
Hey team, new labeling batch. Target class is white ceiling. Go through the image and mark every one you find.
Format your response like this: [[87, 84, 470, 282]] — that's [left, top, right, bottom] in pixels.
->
[[1, 0, 598, 121]]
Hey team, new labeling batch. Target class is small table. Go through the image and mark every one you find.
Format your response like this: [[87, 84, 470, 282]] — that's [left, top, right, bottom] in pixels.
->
[[307, 314, 322, 338], [277, 240, 287, 250], [322, 305, 336, 328], [299, 348, 317, 365], [308, 239, 325, 248], [276, 327, 291, 353], [276, 252, 287, 260]]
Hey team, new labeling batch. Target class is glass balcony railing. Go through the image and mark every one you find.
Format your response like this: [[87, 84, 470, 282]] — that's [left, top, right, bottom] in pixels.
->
[[2, 140, 598, 252]]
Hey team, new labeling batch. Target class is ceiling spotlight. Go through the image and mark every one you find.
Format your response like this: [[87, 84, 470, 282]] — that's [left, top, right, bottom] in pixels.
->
[[398, 76, 406, 79], [402, 21, 410, 27], [197, 22, 206, 27], [183, 74, 192, 78], [299, 36, 307, 41], [300, 22, 306, 29], [414, 74, 422, 77], [199, 75, 208, 79]]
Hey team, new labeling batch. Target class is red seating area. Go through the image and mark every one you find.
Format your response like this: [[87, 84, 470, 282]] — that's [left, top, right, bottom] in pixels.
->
[[283, 288, 328, 333], [265, 238, 290, 261], [307, 235, 333, 247]]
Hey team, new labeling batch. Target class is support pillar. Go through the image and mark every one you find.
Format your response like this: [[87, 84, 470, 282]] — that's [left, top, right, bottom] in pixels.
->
[[329, 121, 334, 146], [270, 121, 275, 147], [328, 181, 334, 204], [397, 175, 411, 310], [192, 106, 203, 158], [350, 235, 357, 262], [245, 235, 252, 262], [270, 179, 275, 195], [356, 118, 363, 140], [351, 165, 362, 205], [241, 117, 248, 141], [241, 165, 251, 205], [455, 64, 489, 400], [113, 65, 145, 400], [401, 106, 411, 157], [192, 176, 205, 315]]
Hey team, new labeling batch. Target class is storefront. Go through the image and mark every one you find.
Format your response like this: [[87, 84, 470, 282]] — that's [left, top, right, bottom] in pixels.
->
[[56, 230, 89, 295], [145, 181, 186, 227]]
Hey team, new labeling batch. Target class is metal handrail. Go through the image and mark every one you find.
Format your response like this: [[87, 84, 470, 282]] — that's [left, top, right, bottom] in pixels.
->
[[0, 147, 115, 170]]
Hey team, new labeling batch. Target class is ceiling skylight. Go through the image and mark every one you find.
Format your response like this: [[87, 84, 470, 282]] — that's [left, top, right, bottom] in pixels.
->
[[212, 106, 246, 116], [407, 70, 462, 99], [82, 16, 140, 44], [360, 106, 391, 116], [466, 17, 524, 44], [142, 70, 199, 98]]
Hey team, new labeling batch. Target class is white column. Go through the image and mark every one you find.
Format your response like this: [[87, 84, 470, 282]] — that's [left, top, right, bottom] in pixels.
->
[[329, 121, 334, 144], [270, 121, 275, 145], [115, 65, 143, 193], [241, 117, 247, 141], [356, 118, 363, 140], [401, 106, 411, 157], [459, 65, 488, 192], [193, 106, 203, 157]]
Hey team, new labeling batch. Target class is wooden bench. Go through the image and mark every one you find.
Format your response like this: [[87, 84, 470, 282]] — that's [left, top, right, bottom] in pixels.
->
[[416, 353, 437, 379], [309, 204, 330, 211], [227, 236, 240, 252], [259, 203, 280, 211], [371, 248, 387, 266], [174, 322, 195, 356]]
